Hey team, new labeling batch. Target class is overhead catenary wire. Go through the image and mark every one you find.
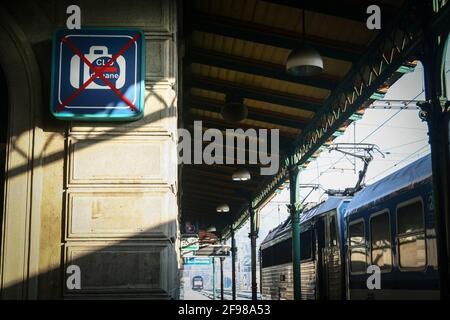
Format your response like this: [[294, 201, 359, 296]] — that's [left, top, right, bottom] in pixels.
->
[[305, 89, 425, 185], [366, 144, 430, 183], [277, 84, 429, 218], [383, 138, 428, 151], [356, 123, 428, 131]]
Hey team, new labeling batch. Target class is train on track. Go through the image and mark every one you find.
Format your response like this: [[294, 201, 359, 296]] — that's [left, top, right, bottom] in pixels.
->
[[260, 154, 438, 300], [192, 276, 204, 291]]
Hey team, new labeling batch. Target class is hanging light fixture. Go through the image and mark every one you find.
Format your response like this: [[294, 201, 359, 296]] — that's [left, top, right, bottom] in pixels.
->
[[206, 226, 217, 233], [232, 168, 251, 181], [221, 94, 248, 123], [286, 8, 323, 76], [216, 203, 230, 213]]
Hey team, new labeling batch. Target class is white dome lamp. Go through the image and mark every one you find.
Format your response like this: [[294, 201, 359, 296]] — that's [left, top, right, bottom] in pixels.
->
[[221, 94, 248, 123], [216, 203, 230, 213], [286, 8, 323, 77], [232, 168, 251, 181]]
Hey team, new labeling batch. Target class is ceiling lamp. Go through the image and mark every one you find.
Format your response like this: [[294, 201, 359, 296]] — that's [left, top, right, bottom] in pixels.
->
[[286, 8, 323, 76], [216, 203, 230, 213], [286, 44, 323, 76], [232, 168, 251, 181], [221, 94, 247, 123], [206, 226, 216, 233]]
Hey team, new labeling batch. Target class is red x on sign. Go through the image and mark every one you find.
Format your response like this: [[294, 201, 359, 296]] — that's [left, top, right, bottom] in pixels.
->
[[55, 32, 141, 113]]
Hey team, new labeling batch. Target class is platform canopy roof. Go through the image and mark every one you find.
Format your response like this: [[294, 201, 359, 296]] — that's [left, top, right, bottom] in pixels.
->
[[180, 0, 450, 238]]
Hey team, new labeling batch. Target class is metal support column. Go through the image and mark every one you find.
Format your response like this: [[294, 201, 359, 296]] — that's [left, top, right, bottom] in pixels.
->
[[249, 204, 259, 300], [289, 165, 302, 300], [231, 227, 237, 300], [420, 18, 450, 299], [220, 257, 224, 300], [259, 247, 263, 297], [212, 257, 216, 300]]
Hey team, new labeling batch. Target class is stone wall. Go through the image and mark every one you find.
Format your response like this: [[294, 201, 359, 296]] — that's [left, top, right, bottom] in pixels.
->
[[0, 0, 179, 299]]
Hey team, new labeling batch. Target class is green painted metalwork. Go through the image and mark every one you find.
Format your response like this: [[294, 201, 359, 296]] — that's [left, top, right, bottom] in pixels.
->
[[249, 206, 259, 300], [212, 257, 216, 300], [419, 5, 450, 296], [370, 92, 386, 100], [231, 228, 237, 300], [331, 131, 345, 137], [349, 113, 364, 121], [288, 166, 302, 300], [397, 65, 416, 74]]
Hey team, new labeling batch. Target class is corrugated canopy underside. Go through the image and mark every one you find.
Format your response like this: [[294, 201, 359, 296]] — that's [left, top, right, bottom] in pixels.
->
[[181, 0, 406, 234]]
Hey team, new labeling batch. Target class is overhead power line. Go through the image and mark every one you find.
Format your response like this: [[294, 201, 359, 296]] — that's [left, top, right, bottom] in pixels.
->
[[305, 90, 425, 185], [366, 144, 430, 183]]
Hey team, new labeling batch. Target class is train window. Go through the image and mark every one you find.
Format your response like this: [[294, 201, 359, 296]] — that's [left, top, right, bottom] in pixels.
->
[[261, 238, 293, 268], [300, 230, 313, 261], [276, 238, 292, 265], [396, 200, 426, 270], [261, 247, 273, 268], [349, 220, 367, 274], [350, 247, 367, 274], [349, 221, 364, 246], [370, 211, 392, 271], [397, 201, 424, 234]]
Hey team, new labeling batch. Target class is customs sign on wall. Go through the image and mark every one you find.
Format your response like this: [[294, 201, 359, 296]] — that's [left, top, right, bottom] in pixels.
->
[[50, 28, 145, 120]]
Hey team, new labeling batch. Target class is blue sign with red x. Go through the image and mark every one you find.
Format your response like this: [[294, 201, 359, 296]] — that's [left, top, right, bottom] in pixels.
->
[[50, 28, 145, 120]]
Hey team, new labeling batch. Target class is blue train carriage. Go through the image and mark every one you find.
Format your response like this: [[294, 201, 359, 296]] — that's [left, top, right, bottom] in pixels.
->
[[260, 196, 351, 300], [344, 154, 438, 299]]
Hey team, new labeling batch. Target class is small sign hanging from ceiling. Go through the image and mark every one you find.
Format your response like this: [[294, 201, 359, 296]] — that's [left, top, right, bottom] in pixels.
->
[[184, 257, 212, 266], [181, 235, 200, 253], [50, 28, 145, 121]]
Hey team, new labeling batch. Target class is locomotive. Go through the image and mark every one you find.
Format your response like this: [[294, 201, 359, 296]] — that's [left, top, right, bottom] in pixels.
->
[[192, 275, 204, 291], [260, 154, 438, 300]]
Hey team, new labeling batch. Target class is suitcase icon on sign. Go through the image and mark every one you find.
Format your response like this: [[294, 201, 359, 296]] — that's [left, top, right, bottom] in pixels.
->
[[69, 46, 126, 90]]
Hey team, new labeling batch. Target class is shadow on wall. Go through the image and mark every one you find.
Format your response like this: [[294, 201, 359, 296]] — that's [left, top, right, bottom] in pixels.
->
[[1, 221, 180, 299], [0, 65, 8, 278], [6, 90, 178, 180], [0, 2, 182, 300], [0, 1, 178, 181], [1, 78, 181, 299]]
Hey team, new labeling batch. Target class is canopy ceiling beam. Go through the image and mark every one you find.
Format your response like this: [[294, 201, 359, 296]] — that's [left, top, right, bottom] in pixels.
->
[[183, 178, 257, 192], [185, 165, 262, 179], [183, 178, 261, 192], [187, 96, 312, 123], [182, 198, 242, 210], [185, 48, 338, 90], [188, 76, 322, 112], [185, 114, 299, 139], [182, 188, 247, 203], [184, 166, 264, 183], [187, 99, 307, 129], [191, 13, 362, 62], [261, 0, 397, 23]]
